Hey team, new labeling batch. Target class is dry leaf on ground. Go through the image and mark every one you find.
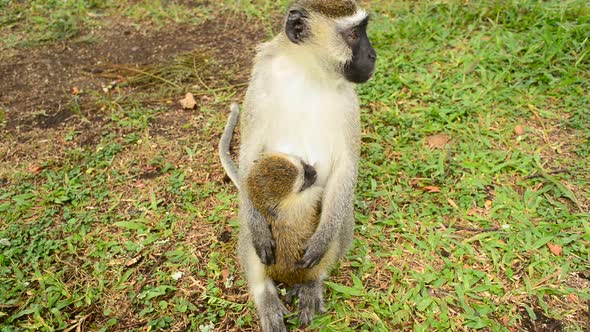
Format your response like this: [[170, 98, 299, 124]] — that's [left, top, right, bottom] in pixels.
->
[[423, 186, 441, 193], [28, 166, 44, 174], [408, 179, 420, 188], [426, 134, 450, 149], [180, 93, 197, 109], [221, 269, 230, 283], [568, 293, 577, 303], [547, 242, 562, 256], [125, 255, 143, 267]]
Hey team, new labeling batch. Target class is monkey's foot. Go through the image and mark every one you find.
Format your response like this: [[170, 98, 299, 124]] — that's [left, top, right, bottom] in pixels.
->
[[285, 284, 302, 304], [295, 281, 326, 327], [259, 296, 289, 332]]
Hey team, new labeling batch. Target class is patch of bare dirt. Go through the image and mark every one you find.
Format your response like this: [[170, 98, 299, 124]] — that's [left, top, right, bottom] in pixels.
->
[[0, 13, 263, 133], [520, 308, 563, 332]]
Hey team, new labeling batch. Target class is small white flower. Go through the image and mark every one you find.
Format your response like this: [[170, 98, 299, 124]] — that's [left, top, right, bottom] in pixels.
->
[[171, 271, 184, 281], [199, 322, 215, 332]]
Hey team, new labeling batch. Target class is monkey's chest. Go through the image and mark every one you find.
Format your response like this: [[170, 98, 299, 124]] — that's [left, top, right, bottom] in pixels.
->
[[264, 113, 343, 186]]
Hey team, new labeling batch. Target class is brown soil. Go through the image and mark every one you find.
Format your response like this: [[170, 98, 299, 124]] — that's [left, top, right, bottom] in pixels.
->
[[520, 309, 564, 332], [0, 13, 264, 133], [0, 11, 267, 331]]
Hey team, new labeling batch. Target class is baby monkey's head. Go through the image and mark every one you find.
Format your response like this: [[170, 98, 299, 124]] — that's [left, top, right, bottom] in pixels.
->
[[246, 152, 317, 217]]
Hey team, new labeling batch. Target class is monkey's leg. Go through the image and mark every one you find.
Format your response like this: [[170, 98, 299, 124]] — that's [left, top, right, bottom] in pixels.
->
[[296, 279, 326, 327], [245, 245, 288, 332]]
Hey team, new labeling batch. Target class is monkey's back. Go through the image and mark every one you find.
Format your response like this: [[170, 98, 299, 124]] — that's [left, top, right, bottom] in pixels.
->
[[265, 188, 338, 285]]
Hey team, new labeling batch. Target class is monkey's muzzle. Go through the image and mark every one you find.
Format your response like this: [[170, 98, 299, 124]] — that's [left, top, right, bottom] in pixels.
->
[[300, 162, 317, 192]]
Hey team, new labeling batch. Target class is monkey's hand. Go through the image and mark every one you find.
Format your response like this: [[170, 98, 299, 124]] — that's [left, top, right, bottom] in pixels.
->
[[296, 236, 329, 269], [250, 206, 276, 265], [253, 231, 276, 265]]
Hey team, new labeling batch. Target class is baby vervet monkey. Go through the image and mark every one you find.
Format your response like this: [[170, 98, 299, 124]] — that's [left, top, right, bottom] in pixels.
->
[[245, 153, 338, 287]]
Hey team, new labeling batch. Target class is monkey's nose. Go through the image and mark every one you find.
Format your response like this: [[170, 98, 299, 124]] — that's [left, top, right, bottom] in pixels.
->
[[369, 50, 377, 61], [301, 163, 317, 191], [304, 163, 316, 180]]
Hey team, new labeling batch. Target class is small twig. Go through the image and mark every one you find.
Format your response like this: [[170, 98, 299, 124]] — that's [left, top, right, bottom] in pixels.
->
[[62, 314, 91, 332], [443, 224, 500, 233], [464, 58, 480, 74], [524, 168, 571, 180], [132, 242, 175, 296], [527, 104, 550, 144], [116, 320, 146, 330], [113, 242, 175, 325], [106, 64, 182, 89], [89, 72, 122, 79], [192, 57, 211, 91], [188, 82, 248, 95], [0, 62, 33, 67], [528, 162, 584, 212], [111, 82, 248, 106]]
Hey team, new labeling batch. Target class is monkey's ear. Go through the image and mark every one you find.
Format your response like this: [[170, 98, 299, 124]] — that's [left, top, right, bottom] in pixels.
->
[[285, 9, 309, 44]]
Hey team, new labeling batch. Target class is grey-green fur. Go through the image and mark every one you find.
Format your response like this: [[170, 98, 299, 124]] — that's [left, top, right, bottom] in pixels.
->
[[297, 0, 358, 18], [219, 103, 241, 191]]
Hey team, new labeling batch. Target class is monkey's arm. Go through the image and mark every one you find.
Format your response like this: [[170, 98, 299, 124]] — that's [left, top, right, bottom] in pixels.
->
[[241, 193, 276, 265], [218, 103, 241, 191], [297, 154, 358, 269], [239, 118, 276, 265]]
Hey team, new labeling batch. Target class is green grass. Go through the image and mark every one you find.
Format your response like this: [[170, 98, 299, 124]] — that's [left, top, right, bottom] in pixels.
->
[[1, 0, 589, 331], [0, 0, 110, 47], [0, 0, 211, 49]]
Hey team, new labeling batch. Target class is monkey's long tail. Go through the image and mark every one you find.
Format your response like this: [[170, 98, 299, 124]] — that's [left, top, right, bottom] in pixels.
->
[[218, 103, 241, 191]]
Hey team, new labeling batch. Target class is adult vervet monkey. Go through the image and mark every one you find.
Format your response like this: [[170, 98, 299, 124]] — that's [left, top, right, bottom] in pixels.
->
[[223, 0, 377, 330]]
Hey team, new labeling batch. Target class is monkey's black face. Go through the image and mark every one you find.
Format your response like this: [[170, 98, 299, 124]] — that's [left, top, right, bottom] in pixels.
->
[[285, 7, 376, 83], [342, 17, 376, 84], [300, 162, 317, 192]]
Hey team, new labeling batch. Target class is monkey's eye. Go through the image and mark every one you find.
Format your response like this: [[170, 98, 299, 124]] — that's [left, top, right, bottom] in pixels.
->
[[348, 27, 360, 42]]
